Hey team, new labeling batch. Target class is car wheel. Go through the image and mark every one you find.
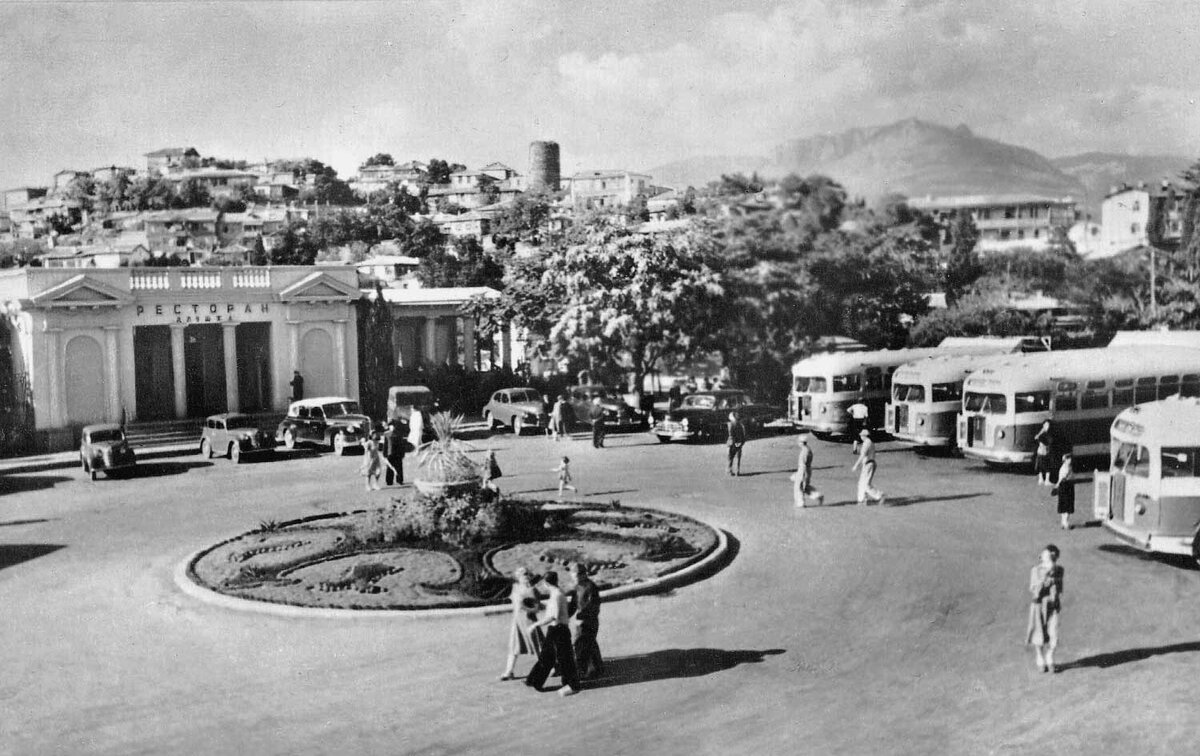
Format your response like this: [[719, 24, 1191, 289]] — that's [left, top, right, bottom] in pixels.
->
[[90, 469, 98, 481], [484, 411, 497, 430], [656, 435, 671, 444], [229, 443, 241, 464], [1191, 529, 1200, 569], [200, 438, 212, 459], [333, 432, 347, 455], [513, 416, 524, 436], [283, 429, 296, 450], [80, 455, 89, 473]]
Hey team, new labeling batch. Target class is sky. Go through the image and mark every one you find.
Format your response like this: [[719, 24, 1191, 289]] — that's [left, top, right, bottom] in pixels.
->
[[1, 0, 1198, 191]]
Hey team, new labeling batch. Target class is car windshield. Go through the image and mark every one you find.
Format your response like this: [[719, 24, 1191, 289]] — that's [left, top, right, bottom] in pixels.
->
[[323, 401, 361, 417], [510, 389, 541, 403], [88, 429, 124, 443], [225, 416, 257, 430], [682, 395, 717, 409]]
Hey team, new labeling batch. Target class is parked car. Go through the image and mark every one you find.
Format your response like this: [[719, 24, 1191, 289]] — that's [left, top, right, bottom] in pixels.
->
[[200, 413, 276, 463], [275, 396, 372, 455], [652, 390, 781, 443], [482, 387, 550, 435], [567, 385, 646, 431], [79, 423, 136, 480]]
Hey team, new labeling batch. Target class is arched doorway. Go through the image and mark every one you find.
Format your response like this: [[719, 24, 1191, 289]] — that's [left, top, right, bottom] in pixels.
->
[[300, 327, 336, 398], [64, 335, 106, 425]]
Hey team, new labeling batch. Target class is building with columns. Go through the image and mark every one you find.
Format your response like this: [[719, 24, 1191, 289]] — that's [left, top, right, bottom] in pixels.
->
[[369, 286, 508, 371], [0, 266, 360, 450]]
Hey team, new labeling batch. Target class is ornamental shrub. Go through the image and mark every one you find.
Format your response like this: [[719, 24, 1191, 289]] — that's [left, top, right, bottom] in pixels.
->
[[352, 493, 549, 548]]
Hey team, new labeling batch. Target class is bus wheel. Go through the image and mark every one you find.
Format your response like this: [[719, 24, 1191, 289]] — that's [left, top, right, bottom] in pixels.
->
[[1191, 531, 1200, 569]]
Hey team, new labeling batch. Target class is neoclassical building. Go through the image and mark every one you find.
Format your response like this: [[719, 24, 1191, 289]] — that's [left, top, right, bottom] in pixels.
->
[[0, 266, 361, 450]]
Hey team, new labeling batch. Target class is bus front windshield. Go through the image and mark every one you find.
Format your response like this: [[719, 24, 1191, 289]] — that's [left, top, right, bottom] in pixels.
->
[[963, 392, 1008, 415], [795, 376, 828, 393], [892, 383, 925, 402]]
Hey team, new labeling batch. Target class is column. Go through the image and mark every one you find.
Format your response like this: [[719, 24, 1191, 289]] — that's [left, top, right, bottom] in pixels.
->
[[103, 326, 121, 421], [222, 322, 239, 413], [43, 326, 63, 427], [460, 317, 476, 372], [170, 324, 187, 419], [288, 319, 300, 372], [332, 319, 348, 396], [423, 316, 438, 365], [500, 322, 512, 370]]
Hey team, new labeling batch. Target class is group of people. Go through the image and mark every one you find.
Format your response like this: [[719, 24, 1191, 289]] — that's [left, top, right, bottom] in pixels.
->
[[501, 562, 603, 697], [788, 429, 886, 507], [1034, 420, 1079, 530], [359, 418, 412, 491]]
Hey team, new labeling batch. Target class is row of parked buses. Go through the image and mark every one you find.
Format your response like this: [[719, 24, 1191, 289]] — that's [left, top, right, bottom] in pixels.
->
[[789, 331, 1200, 566]]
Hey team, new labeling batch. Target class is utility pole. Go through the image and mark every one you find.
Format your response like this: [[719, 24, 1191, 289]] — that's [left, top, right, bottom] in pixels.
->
[[1149, 245, 1158, 322]]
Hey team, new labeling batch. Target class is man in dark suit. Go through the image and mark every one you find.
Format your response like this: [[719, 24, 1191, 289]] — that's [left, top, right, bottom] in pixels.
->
[[726, 409, 746, 476], [568, 562, 604, 680], [589, 397, 607, 448], [383, 419, 406, 486]]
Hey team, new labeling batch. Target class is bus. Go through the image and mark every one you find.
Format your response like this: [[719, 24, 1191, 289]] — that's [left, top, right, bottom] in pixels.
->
[[1094, 397, 1200, 566], [789, 338, 1033, 437], [886, 351, 1023, 448], [957, 346, 1200, 465]]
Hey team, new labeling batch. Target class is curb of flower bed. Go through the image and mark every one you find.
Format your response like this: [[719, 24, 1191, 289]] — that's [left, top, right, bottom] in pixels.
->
[[173, 512, 732, 621]]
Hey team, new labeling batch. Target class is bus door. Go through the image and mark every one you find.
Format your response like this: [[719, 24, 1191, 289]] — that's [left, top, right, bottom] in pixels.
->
[[1111, 441, 1152, 526]]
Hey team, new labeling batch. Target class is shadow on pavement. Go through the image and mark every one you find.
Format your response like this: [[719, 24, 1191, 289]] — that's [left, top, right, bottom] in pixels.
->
[[582, 647, 786, 690], [117, 461, 214, 478], [1096, 543, 1198, 569], [1060, 641, 1200, 671], [0, 475, 73, 495], [584, 489, 637, 497], [883, 492, 993, 507], [0, 518, 57, 527], [0, 543, 65, 572]]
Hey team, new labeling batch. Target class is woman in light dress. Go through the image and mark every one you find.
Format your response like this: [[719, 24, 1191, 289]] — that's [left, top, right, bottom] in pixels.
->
[[499, 567, 544, 681], [1026, 544, 1064, 673]]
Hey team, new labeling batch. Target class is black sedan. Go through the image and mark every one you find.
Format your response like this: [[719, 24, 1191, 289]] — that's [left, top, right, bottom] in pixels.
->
[[566, 385, 647, 431], [652, 390, 780, 443]]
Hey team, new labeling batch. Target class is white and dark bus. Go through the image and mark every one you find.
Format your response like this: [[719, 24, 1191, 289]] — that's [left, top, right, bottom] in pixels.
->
[[957, 346, 1200, 465], [1094, 398, 1200, 565]]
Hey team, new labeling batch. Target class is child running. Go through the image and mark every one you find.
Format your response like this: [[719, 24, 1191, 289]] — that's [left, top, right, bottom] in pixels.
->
[[555, 456, 578, 499]]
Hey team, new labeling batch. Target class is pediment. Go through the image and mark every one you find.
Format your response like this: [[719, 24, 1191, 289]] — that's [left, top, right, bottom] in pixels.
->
[[278, 271, 360, 303], [27, 274, 133, 309]]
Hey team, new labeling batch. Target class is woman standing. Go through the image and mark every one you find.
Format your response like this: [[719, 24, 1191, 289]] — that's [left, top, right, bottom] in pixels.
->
[[499, 567, 544, 681], [1033, 420, 1054, 486], [1026, 544, 1064, 673], [1054, 452, 1076, 529], [360, 433, 384, 491]]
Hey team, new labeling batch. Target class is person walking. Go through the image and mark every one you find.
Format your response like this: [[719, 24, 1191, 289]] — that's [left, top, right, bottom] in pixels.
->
[[793, 434, 824, 507], [359, 433, 385, 491], [1026, 544, 1064, 674], [847, 399, 869, 453], [384, 419, 406, 486], [1054, 452, 1077, 529], [568, 562, 604, 680], [289, 371, 305, 402], [407, 407, 426, 453], [524, 571, 582, 696], [589, 397, 607, 448], [726, 410, 747, 476], [851, 429, 886, 505], [555, 456, 578, 499], [499, 567, 544, 681], [1033, 420, 1054, 486], [482, 449, 503, 494], [542, 394, 554, 438]]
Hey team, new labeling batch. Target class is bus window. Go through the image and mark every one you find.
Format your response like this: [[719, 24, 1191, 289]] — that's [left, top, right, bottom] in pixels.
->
[[1126, 445, 1152, 478], [1015, 391, 1050, 412], [864, 369, 883, 391], [1182, 374, 1200, 398], [832, 374, 861, 392], [807, 377, 828, 393], [893, 384, 924, 402], [794, 376, 810, 392], [1053, 392, 1077, 412], [964, 392, 1007, 414], [1112, 378, 1134, 405], [1113, 442, 1137, 471], [1162, 447, 1200, 478], [1081, 388, 1109, 410], [1158, 375, 1180, 400], [1135, 377, 1157, 403], [931, 382, 961, 402]]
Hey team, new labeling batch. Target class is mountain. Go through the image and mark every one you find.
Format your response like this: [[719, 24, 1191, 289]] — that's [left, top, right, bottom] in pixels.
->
[[1051, 152, 1193, 218], [646, 118, 1087, 201]]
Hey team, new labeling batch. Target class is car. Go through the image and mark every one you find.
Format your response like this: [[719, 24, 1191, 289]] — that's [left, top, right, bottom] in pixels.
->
[[200, 413, 276, 463], [385, 385, 435, 443], [79, 423, 136, 480], [275, 396, 372, 455], [652, 390, 781, 443], [567, 385, 646, 431], [482, 387, 549, 435]]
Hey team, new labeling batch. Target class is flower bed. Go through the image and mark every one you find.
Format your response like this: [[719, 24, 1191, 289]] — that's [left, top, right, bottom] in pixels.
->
[[186, 492, 720, 610]]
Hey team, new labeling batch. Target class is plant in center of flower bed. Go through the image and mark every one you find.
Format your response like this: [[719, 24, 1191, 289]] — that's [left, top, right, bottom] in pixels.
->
[[413, 412, 481, 496]]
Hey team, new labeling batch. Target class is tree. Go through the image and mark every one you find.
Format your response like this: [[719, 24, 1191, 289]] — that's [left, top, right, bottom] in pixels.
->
[[173, 178, 212, 208], [271, 222, 318, 265], [363, 153, 395, 167], [96, 172, 134, 213], [62, 175, 96, 214], [626, 194, 650, 222], [491, 191, 553, 250], [250, 235, 269, 266], [357, 282, 397, 418], [943, 210, 982, 305], [417, 236, 504, 289], [129, 175, 174, 211], [424, 159, 463, 186], [710, 173, 764, 196]]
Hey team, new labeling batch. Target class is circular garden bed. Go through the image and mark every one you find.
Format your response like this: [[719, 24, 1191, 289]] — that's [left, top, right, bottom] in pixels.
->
[[186, 492, 721, 611]]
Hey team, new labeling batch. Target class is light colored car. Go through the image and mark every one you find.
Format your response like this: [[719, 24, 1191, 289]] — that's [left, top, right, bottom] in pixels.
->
[[200, 413, 276, 463], [483, 387, 549, 435], [275, 396, 372, 455], [79, 423, 136, 480]]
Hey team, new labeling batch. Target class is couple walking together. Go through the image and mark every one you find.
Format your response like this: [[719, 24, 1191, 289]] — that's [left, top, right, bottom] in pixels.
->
[[502, 563, 603, 697], [793, 429, 885, 507]]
